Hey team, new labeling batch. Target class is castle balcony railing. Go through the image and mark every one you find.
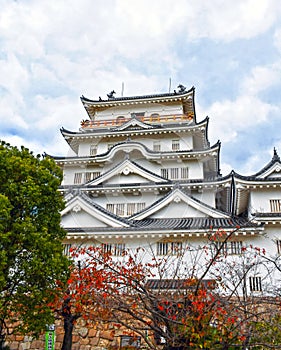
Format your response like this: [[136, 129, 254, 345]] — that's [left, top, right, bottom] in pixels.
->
[[80, 113, 194, 129]]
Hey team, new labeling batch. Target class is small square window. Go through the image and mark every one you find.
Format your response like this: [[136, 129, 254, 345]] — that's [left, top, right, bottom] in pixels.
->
[[153, 141, 161, 152], [74, 173, 82, 184], [172, 139, 180, 151], [276, 240, 281, 254], [270, 199, 281, 212], [249, 276, 262, 292]]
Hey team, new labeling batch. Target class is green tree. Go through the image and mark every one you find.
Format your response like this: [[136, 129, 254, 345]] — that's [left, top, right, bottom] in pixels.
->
[[0, 141, 69, 346]]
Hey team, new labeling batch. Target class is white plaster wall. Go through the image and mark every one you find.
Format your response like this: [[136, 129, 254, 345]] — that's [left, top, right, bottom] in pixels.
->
[[76, 133, 195, 157], [94, 192, 161, 210], [249, 188, 280, 213], [94, 103, 184, 120], [150, 202, 205, 219], [62, 210, 108, 228]]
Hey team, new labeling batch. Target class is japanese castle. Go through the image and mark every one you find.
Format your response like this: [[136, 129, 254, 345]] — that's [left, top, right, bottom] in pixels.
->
[[54, 85, 281, 292]]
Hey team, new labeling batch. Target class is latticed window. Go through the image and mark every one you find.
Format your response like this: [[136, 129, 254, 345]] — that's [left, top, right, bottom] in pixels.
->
[[249, 276, 262, 292], [102, 243, 112, 254], [157, 241, 182, 256], [277, 240, 281, 254], [102, 243, 125, 256], [85, 171, 101, 182], [153, 141, 161, 152], [229, 241, 243, 254], [106, 204, 115, 213], [215, 241, 243, 255], [270, 199, 281, 212], [116, 203, 125, 216], [114, 243, 126, 256], [137, 202, 145, 212], [170, 168, 179, 179], [106, 203, 145, 216], [161, 167, 188, 180], [172, 139, 180, 151], [170, 241, 183, 255], [90, 144, 97, 156], [127, 203, 136, 216], [181, 167, 189, 179], [161, 169, 169, 179], [74, 173, 82, 184], [157, 242, 169, 255]]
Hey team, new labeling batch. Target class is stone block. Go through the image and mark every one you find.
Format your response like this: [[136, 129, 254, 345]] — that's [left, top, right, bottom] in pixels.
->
[[78, 326, 88, 338], [90, 337, 100, 346], [88, 328, 97, 337], [100, 330, 115, 341]]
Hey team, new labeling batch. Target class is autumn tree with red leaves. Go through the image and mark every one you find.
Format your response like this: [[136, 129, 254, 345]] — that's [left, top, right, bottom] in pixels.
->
[[55, 226, 281, 350]]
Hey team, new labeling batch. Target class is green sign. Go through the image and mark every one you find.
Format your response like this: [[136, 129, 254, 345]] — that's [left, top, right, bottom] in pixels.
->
[[45, 330, 55, 350]]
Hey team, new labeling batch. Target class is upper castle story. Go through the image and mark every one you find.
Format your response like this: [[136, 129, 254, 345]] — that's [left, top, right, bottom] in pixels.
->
[[79, 84, 195, 129]]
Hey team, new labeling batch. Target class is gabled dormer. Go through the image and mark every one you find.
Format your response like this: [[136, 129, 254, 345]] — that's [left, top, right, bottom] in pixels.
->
[[112, 117, 155, 131], [87, 158, 170, 186], [254, 149, 281, 179], [61, 192, 130, 228], [130, 187, 229, 220]]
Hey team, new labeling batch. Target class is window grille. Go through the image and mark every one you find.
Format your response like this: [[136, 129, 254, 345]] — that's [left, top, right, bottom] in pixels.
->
[[90, 144, 97, 156], [153, 141, 161, 152], [102, 243, 126, 256], [102, 243, 112, 254], [161, 167, 188, 180], [215, 241, 243, 255], [116, 203, 125, 216], [270, 199, 281, 212], [181, 167, 189, 179], [229, 241, 243, 254], [161, 169, 169, 179], [277, 240, 281, 254], [85, 171, 101, 182], [74, 173, 82, 184], [172, 139, 180, 151], [170, 168, 179, 179], [157, 242, 169, 256], [249, 276, 262, 292], [127, 203, 136, 216], [106, 204, 115, 213], [114, 243, 126, 256], [170, 241, 183, 255], [157, 241, 182, 256], [106, 203, 146, 216], [137, 202, 145, 212]]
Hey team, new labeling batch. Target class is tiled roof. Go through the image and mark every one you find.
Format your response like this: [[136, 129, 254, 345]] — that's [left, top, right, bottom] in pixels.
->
[[252, 212, 281, 217], [145, 279, 215, 290], [84, 158, 171, 186], [80, 87, 194, 103], [231, 149, 281, 181], [78, 192, 130, 225], [60, 118, 207, 136], [64, 216, 261, 233], [131, 217, 258, 230]]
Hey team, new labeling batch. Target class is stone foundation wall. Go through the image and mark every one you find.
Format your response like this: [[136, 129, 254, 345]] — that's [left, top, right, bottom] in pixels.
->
[[6, 319, 146, 350]]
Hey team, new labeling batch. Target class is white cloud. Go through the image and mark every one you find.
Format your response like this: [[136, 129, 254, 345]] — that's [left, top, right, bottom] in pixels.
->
[[274, 27, 281, 52], [0, 0, 281, 171], [241, 64, 281, 95], [185, 0, 280, 41], [199, 95, 278, 146]]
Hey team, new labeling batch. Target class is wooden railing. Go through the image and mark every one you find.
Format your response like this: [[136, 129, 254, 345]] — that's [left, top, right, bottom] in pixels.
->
[[80, 113, 194, 129]]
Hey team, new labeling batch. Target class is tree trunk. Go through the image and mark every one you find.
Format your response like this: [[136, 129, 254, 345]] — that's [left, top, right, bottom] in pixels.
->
[[61, 314, 75, 350], [61, 295, 80, 350]]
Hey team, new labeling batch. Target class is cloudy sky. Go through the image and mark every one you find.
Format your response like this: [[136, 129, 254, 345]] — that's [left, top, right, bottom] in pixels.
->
[[1, 0, 281, 175]]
